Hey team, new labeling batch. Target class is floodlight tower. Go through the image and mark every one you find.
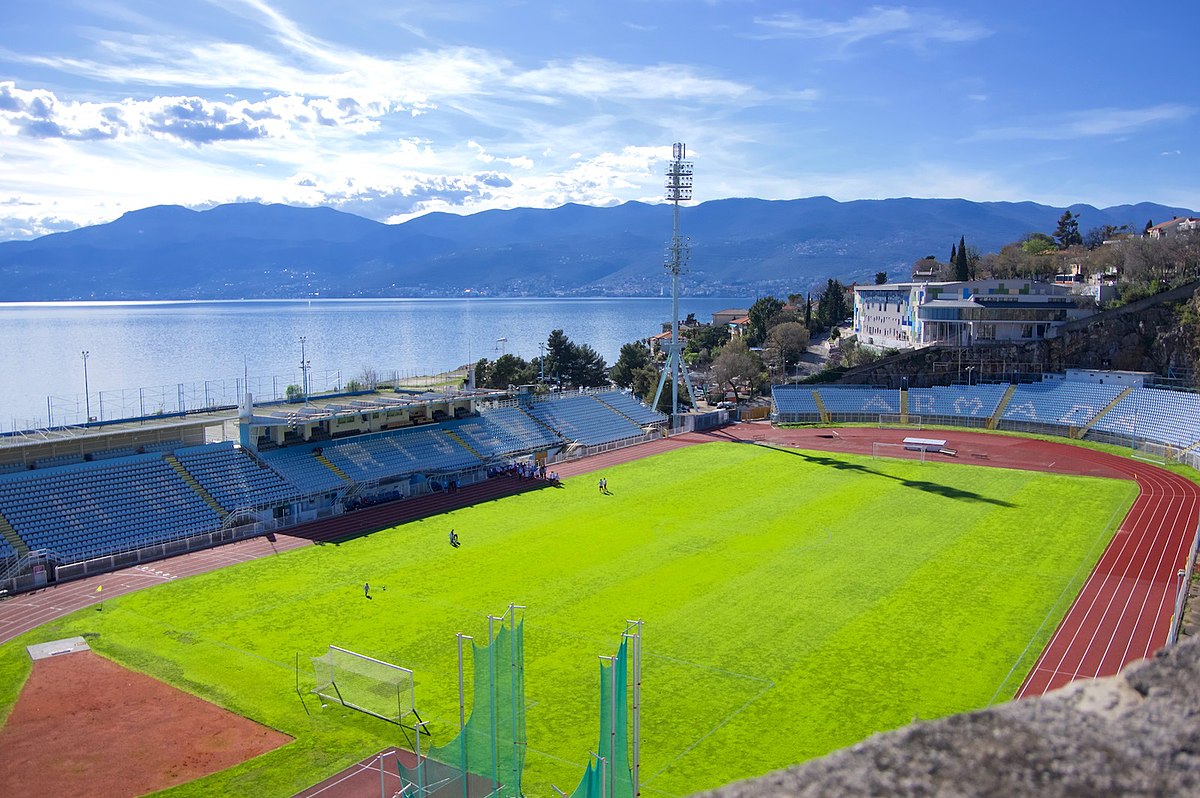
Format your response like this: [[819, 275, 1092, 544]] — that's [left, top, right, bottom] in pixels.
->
[[653, 143, 701, 419]]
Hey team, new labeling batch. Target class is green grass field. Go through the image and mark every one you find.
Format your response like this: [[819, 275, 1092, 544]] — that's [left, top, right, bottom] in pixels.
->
[[0, 442, 1138, 796]]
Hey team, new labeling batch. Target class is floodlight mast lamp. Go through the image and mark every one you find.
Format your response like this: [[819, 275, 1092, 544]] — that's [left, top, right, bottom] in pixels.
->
[[653, 142, 701, 420]]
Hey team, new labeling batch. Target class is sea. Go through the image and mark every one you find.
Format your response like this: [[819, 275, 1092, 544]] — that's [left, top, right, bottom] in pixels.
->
[[0, 297, 751, 433]]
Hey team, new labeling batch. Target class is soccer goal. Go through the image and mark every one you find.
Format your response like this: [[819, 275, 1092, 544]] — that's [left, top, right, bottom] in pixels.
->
[[878, 414, 922, 429], [311, 645, 418, 727], [871, 442, 925, 463]]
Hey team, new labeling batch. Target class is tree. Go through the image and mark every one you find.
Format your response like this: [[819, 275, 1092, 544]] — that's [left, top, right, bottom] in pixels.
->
[[611, 341, 650, 388], [1021, 232, 1057, 256], [483, 354, 534, 388], [710, 338, 764, 403], [1144, 219, 1154, 236], [949, 243, 957, 265], [874, 271, 888, 285], [285, 384, 303, 401], [568, 342, 609, 387], [955, 235, 970, 281], [764, 321, 810, 378], [682, 325, 729, 366], [815, 279, 849, 329], [1054, 211, 1083, 249], [746, 296, 784, 346]]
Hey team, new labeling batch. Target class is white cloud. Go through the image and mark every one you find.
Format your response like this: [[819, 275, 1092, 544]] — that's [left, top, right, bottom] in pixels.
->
[[752, 6, 990, 50], [971, 105, 1195, 141], [509, 58, 759, 103]]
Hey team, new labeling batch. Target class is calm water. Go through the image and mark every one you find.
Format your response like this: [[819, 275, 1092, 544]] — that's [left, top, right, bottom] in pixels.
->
[[0, 297, 749, 432]]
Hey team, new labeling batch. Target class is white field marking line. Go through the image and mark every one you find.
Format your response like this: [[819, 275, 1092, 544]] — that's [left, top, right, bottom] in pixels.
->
[[1001, 477, 1134, 703], [1117, 470, 1196, 664], [1035, 463, 1155, 688], [641, 679, 776, 789], [1071, 466, 1180, 679], [1035, 460, 1156, 681]]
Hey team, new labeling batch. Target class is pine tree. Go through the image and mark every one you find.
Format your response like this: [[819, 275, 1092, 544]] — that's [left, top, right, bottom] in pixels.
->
[[949, 243, 957, 265]]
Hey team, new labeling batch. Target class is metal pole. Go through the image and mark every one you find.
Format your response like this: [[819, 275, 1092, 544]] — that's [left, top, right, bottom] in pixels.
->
[[81, 350, 90, 422], [626, 619, 642, 798], [488, 614, 499, 795], [458, 633, 472, 798]]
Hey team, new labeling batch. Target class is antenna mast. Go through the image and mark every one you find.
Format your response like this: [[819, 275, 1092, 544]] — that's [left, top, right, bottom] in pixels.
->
[[653, 143, 701, 419]]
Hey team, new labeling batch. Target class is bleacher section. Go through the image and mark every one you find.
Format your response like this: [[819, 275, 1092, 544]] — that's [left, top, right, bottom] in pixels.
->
[[260, 446, 349, 494], [907, 385, 1009, 421], [999, 382, 1125, 429], [175, 443, 298, 511], [772, 386, 821, 422], [524, 394, 644, 445], [0, 454, 223, 562], [593, 390, 669, 426], [452, 410, 562, 459], [817, 387, 901, 416], [320, 426, 481, 483], [1089, 388, 1200, 449]]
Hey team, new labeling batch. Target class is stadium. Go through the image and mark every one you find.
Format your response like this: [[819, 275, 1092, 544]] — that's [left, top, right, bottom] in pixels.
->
[[1, 374, 1198, 797]]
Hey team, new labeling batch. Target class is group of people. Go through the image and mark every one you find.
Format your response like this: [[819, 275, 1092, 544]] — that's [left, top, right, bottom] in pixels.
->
[[598, 477, 611, 494], [499, 460, 559, 483], [448, 529, 461, 548]]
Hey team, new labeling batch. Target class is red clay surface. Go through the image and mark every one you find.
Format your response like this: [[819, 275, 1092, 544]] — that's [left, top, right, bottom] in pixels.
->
[[0, 649, 290, 798]]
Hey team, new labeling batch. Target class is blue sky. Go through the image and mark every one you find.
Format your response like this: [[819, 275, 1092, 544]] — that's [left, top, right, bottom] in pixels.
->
[[1, 0, 1196, 241]]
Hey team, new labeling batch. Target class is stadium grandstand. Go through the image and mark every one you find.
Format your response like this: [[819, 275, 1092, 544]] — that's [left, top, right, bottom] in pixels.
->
[[0, 385, 666, 595], [771, 370, 1200, 458]]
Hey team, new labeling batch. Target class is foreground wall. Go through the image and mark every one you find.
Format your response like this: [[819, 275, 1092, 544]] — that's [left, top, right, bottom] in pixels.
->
[[699, 636, 1200, 798]]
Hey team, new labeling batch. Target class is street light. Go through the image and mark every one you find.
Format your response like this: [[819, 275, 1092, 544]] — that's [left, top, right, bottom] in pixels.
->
[[299, 336, 311, 406], [81, 350, 91, 422], [966, 366, 975, 387], [538, 342, 545, 384], [496, 337, 507, 357]]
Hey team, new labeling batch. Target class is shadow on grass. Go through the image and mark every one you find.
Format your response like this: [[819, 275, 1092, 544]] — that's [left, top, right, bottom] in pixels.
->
[[758, 444, 1015, 507]]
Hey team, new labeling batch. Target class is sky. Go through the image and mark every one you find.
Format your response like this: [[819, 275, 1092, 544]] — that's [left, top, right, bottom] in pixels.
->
[[1, 0, 1197, 241]]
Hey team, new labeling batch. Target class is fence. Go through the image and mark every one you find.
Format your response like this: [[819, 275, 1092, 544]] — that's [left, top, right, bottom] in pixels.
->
[[1168, 522, 1200, 646]]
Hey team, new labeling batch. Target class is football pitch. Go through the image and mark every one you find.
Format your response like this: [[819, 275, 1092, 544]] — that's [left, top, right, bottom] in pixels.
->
[[0, 442, 1139, 796]]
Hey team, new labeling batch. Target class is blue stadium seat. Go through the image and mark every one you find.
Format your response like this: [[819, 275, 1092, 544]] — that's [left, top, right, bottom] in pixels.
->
[[1000, 382, 1124, 429], [524, 394, 644, 445], [1089, 387, 1200, 449], [908, 385, 1008, 420]]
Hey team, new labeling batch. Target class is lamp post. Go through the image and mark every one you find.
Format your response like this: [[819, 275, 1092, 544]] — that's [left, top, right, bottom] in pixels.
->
[[81, 350, 91, 422], [966, 366, 974, 387], [299, 336, 311, 406], [538, 342, 546, 384], [496, 337, 507, 357]]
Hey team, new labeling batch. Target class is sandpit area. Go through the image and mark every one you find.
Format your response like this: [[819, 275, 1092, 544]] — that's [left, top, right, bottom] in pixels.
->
[[0, 648, 290, 797]]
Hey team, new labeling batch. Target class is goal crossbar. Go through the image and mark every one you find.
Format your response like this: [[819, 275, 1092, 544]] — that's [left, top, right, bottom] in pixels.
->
[[311, 645, 416, 726], [879, 414, 922, 429]]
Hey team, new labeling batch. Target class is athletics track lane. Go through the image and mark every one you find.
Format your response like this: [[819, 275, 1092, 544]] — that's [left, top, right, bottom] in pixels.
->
[[686, 424, 1200, 699]]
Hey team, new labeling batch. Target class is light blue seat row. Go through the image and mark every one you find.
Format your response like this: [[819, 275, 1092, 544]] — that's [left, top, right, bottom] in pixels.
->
[[175, 442, 298, 510], [260, 445, 349, 494], [908, 385, 1008, 419], [593, 390, 668, 426], [773, 386, 820, 417], [321, 426, 481, 482], [0, 453, 223, 562], [477, 406, 563, 451], [524, 395, 643, 445], [1000, 382, 1124, 428], [1089, 387, 1200, 449], [817, 387, 901, 415]]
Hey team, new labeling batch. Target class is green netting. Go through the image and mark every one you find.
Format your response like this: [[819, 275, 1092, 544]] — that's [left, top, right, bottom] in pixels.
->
[[399, 619, 525, 798], [570, 637, 633, 798]]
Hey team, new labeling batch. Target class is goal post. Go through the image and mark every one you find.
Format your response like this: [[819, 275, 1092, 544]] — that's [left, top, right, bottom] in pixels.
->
[[871, 442, 926, 463], [311, 645, 416, 726], [879, 414, 922, 429]]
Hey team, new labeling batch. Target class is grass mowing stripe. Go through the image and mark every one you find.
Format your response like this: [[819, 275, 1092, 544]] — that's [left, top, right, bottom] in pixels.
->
[[0, 443, 1137, 796]]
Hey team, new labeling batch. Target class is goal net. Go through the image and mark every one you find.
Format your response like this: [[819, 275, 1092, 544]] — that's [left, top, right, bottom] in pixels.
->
[[871, 442, 926, 463], [879, 414, 922, 429], [311, 645, 416, 725]]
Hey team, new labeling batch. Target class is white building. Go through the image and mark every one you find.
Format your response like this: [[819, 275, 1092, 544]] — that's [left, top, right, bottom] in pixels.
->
[[853, 279, 1096, 349]]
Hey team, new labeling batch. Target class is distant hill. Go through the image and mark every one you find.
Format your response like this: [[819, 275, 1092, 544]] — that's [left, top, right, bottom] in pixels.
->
[[0, 197, 1194, 301]]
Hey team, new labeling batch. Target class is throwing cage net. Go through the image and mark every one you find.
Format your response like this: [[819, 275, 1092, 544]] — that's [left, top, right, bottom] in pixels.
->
[[565, 621, 641, 798], [399, 606, 526, 798]]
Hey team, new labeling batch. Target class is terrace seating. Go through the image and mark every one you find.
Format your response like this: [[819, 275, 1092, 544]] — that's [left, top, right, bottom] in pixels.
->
[[772, 386, 821, 421], [34, 453, 85, 469], [0, 454, 224, 563], [907, 385, 1008, 420], [175, 443, 298, 511], [260, 446, 350, 494], [89, 446, 137, 461], [593, 390, 668, 426], [1088, 387, 1200, 449], [815, 387, 901, 416], [524, 394, 643, 446], [477, 406, 563, 451], [999, 382, 1124, 429], [320, 426, 481, 482]]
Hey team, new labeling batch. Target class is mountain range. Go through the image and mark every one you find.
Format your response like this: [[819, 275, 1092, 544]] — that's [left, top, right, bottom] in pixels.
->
[[1, 197, 1195, 301]]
